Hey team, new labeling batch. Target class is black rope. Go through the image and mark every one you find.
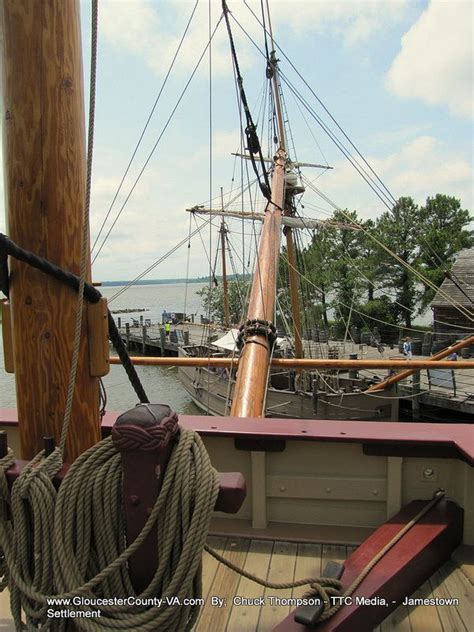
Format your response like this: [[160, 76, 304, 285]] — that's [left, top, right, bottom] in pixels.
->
[[0, 232, 149, 404], [237, 318, 276, 350], [222, 0, 272, 201]]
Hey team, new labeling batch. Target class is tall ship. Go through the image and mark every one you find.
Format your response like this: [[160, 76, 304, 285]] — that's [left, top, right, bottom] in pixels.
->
[[0, 1, 472, 631]]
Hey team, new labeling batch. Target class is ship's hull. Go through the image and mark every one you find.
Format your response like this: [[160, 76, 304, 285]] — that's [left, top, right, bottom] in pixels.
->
[[178, 346, 395, 420]]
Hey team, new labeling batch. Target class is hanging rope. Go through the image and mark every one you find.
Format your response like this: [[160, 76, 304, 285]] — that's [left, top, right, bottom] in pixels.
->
[[222, 0, 272, 201]]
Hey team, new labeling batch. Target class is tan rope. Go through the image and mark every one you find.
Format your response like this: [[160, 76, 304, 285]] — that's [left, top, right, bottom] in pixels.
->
[[204, 489, 446, 623], [0, 429, 220, 631]]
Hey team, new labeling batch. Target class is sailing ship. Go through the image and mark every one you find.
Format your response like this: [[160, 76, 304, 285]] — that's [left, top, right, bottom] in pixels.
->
[[0, 1, 472, 632]]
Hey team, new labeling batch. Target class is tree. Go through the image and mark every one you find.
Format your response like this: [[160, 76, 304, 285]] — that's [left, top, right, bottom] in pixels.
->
[[417, 195, 473, 311], [302, 223, 337, 327], [196, 278, 250, 325], [374, 197, 420, 328], [330, 209, 364, 325]]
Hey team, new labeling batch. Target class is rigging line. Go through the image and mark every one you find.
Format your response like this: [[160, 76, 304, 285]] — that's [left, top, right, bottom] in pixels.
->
[[279, 71, 395, 211], [108, 216, 214, 303], [242, 0, 397, 207], [302, 176, 474, 321], [208, 0, 214, 380], [91, 0, 200, 255], [62, 0, 99, 452], [222, 0, 272, 201], [193, 213, 216, 274], [92, 14, 224, 265], [280, 252, 460, 337], [300, 216, 418, 317], [229, 11, 395, 210], [183, 211, 193, 318], [275, 47, 470, 291]]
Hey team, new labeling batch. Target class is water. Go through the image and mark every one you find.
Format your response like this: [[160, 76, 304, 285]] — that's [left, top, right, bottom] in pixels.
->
[[0, 282, 206, 415]]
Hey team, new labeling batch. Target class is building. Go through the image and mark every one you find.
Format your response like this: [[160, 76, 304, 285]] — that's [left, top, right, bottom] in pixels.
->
[[431, 248, 474, 349]]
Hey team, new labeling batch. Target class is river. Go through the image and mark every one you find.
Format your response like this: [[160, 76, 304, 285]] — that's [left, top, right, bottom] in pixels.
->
[[0, 282, 207, 415]]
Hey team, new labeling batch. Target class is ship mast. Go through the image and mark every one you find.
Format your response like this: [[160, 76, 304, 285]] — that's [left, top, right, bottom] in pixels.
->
[[230, 6, 299, 417], [0, 0, 101, 460], [220, 189, 230, 329]]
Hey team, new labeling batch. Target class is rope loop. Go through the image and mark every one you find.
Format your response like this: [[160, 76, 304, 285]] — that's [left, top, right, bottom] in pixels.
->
[[237, 318, 277, 350]]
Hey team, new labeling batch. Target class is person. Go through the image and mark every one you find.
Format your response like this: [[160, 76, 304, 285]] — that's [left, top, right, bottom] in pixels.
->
[[402, 337, 412, 360], [165, 321, 171, 338]]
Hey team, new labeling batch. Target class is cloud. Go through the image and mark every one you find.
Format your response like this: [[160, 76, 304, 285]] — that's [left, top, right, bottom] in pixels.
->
[[314, 134, 473, 218], [274, 0, 409, 46], [386, 1, 473, 118], [99, 0, 410, 82]]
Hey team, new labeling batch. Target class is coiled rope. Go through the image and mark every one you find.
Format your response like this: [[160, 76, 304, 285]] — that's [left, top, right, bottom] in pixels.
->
[[0, 428, 220, 631]]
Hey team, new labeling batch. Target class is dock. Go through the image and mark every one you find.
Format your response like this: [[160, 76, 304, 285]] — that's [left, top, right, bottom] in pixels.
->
[[114, 320, 474, 418]]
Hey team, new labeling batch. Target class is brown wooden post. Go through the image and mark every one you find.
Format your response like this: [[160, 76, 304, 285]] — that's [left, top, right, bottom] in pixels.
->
[[230, 150, 285, 418], [220, 217, 230, 329], [0, 0, 100, 460], [285, 228, 304, 360]]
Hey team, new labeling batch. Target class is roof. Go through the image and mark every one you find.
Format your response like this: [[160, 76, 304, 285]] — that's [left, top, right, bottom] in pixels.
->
[[431, 248, 474, 309]]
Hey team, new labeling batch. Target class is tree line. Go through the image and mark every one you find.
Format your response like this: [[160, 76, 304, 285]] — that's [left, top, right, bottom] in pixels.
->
[[198, 194, 472, 339], [295, 194, 472, 338]]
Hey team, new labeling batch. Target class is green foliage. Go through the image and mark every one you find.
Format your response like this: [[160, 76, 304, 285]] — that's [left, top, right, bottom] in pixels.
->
[[198, 193, 472, 339], [417, 195, 473, 310], [196, 278, 250, 325]]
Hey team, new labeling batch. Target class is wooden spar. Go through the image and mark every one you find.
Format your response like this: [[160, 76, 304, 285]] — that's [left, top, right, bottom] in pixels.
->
[[186, 207, 363, 231], [230, 151, 285, 417], [112, 356, 474, 370], [220, 215, 230, 328], [0, 0, 100, 460], [285, 227, 304, 359], [230, 40, 290, 417], [366, 335, 474, 393]]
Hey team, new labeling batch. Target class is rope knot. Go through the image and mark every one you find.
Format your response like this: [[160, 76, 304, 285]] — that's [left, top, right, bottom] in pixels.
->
[[112, 405, 179, 451]]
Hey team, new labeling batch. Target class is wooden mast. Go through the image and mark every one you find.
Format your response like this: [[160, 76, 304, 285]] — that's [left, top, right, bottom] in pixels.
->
[[230, 32, 288, 417], [269, 49, 304, 361], [220, 189, 230, 329], [0, 0, 101, 460]]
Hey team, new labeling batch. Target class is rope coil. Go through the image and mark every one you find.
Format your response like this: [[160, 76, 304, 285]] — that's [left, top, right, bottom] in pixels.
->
[[0, 428, 220, 631]]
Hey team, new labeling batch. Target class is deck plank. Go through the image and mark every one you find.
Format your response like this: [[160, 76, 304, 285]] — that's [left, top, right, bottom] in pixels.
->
[[406, 580, 443, 632], [430, 560, 470, 632], [226, 539, 273, 632], [196, 537, 250, 632], [291, 543, 323, 599], [257, 541, 298, 631], [380, 604, 411, 632]]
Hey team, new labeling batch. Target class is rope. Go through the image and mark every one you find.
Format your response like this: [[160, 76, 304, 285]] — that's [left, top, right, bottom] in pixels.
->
[[204, 489, 446, 623], [0, 427, 220, 631], [61, 0, 98, 452], [0, 233, 149, 404]]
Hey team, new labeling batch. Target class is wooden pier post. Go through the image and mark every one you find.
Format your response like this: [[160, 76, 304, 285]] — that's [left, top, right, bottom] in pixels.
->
[[142, 325, 147, 354], [125, 322, 130, 347], [118, 316, 121, 329], [0, 0, 100, 460], [412, 370, 421, 420]]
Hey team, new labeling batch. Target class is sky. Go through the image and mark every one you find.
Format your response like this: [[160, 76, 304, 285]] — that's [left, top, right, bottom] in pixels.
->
[[0, 0, 472, 282]]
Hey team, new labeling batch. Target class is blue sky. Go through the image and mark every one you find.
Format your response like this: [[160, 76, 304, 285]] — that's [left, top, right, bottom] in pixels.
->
[[1, 0, 472, 282]]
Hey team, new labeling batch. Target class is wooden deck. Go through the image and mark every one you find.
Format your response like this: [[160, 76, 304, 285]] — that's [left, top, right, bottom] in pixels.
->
[[0, 539, 471, 631], [195, 537, 473, 632]]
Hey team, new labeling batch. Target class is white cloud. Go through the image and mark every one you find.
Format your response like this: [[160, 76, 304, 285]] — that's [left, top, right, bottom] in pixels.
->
[[99, 0, 410, 81], [387, 1, 473, 118], [274, 0, 409, 46], [315, 134, 473, 218]]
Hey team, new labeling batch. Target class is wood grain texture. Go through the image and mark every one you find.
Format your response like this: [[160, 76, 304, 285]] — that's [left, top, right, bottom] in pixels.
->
[[0, 0, 100, 460], [230, 149, 285, 418]]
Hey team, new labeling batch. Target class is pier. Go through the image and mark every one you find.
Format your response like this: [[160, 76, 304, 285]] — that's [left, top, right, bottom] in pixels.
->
[[113, 319, 474, 419]]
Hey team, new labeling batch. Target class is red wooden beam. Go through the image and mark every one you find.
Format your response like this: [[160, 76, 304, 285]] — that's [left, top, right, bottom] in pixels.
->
[[272, 498, 463, 632]]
